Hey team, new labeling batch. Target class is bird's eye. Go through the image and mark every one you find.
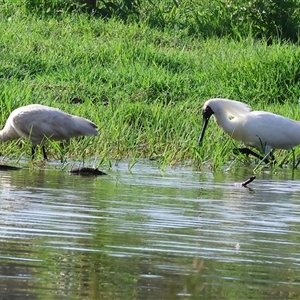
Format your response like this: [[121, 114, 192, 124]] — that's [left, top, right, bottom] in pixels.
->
[[203, 106, 214, 119], [203, 106, 209, 114]]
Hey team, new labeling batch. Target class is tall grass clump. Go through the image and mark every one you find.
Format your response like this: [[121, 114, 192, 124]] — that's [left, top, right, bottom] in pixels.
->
[[17, 0, 300, 42], [152, 0, 300, 42]]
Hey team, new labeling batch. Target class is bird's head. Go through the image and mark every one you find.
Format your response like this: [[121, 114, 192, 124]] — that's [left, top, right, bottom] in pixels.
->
[[197, 103, 214, 147]]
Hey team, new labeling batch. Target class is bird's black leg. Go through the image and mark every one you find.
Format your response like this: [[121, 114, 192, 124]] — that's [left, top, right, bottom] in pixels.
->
[[42, 146, 48, 160], [60, 141, 66, 163], [31, 147, 36, 160], [268, 151, 276, 162]]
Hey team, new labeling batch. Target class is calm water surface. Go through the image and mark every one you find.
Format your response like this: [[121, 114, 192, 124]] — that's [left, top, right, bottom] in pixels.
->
[[1, 161, 300, 299]]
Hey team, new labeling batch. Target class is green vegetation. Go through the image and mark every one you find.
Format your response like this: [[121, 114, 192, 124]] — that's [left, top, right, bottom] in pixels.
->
[[1, 1, 300, 170]]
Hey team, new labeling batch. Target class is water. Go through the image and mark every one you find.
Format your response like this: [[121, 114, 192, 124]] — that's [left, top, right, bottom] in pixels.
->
[[1, 161, 300, 299]]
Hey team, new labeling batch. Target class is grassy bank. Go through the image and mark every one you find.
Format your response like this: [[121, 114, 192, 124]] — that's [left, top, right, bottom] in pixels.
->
[[1, 3, 300, 170]]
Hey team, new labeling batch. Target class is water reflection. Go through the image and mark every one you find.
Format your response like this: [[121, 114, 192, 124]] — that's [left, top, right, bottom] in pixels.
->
[[0, 163, 300, 299]]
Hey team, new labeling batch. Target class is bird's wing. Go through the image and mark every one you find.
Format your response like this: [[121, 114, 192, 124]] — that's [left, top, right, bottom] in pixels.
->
[[241, 112, 300, 150], [11, 106, 97, 145]]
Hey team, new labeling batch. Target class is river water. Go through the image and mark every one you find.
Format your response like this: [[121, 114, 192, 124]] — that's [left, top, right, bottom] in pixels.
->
[[0, 161, 300, 299]]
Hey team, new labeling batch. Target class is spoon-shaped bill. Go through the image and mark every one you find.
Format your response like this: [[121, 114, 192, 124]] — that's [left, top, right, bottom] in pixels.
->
[[198, 117, 210, 146], [197, 105, 214, 146]]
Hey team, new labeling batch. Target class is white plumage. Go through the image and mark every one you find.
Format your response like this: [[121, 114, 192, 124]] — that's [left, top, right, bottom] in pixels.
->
[[0, 104, 98, 160], [198, 98, 300, 156]]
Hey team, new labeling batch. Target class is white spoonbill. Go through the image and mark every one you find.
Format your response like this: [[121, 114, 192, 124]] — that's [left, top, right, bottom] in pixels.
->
[[0, 104, 98, 160], [198, 98, 300, 159]]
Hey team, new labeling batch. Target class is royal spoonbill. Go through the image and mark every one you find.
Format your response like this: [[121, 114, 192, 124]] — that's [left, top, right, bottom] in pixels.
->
[[0, 104, 98, 160], [198, 98, 300, 160]]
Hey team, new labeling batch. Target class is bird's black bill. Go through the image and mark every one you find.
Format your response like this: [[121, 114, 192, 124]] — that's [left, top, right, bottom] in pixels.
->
[[197, 106, 214, 147]]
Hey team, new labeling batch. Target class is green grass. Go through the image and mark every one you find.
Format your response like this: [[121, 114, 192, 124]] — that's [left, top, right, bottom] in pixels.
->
[[1, 3, 300, 171]]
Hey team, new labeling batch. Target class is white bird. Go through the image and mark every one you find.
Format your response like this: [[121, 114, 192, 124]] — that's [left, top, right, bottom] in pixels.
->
[[198, 98, 300, 160], [0, 104, 98, 160]]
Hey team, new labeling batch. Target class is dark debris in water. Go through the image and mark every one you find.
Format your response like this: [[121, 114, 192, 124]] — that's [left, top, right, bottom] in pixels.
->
[[241, 176, 256, 187], [0, 164, 22, 171], [69, 167, 107, 176]]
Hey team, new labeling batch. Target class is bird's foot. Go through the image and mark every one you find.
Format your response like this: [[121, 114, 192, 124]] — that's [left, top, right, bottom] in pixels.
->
[[233, 147, 276, 165]]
